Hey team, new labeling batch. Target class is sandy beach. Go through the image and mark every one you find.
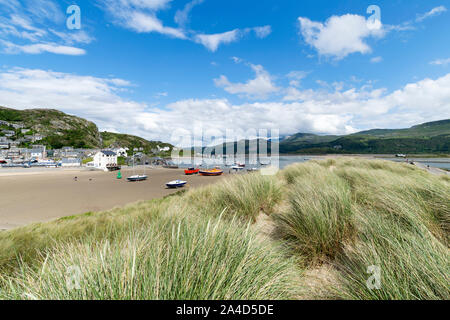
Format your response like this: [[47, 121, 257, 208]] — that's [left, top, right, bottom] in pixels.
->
[[0, 167, 226, 230]]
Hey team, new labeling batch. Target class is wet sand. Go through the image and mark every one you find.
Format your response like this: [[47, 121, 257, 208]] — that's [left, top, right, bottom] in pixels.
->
[[0, 167, 226, 230]]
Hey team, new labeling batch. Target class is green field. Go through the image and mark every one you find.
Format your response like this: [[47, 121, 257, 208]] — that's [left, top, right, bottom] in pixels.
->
[[0, 159, 448, 300]]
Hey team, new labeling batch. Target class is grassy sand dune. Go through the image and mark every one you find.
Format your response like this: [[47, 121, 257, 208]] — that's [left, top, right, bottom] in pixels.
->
[[0, 158, 448, 300]]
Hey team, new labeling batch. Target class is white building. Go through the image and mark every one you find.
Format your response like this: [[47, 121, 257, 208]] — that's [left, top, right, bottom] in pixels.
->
[[113, 147, 128, 157], [61, 158, 81, 167], [30, 147, 46, 159], [93, 151, 118, 171], [158, 145, 170, 152]]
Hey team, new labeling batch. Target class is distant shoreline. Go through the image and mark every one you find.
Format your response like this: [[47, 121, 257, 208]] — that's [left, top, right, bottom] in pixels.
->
[[279, 153, 450, 159]]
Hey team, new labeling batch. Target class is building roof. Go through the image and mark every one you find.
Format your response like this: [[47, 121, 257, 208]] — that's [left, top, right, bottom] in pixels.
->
[[101, 150, 117, 156]]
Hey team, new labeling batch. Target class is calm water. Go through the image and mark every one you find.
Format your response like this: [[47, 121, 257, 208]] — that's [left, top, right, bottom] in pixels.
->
[[174, 155, 450, 171], [279, 156, 450, 170]]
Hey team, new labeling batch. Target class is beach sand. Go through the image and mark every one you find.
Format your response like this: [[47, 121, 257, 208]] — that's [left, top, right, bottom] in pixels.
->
[[0, 167, 226, 230]]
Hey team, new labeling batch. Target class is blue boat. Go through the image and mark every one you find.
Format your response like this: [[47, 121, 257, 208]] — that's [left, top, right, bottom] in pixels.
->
[[166, 180, 187, 188]]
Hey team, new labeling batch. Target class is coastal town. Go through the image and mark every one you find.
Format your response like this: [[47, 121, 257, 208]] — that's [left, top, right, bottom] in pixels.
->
[[0, 119, 171, 171]]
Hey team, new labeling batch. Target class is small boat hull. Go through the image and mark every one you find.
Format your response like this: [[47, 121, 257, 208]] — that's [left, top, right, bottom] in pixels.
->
[[184, 168, 200, 175], [127, 175, 148, 182], [166, 180, 187, 188], [199, 169, 223, 176]]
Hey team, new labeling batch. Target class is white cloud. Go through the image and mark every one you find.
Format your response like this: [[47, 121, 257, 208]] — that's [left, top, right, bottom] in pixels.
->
[[101, 0, 186, 38], [214, 64, 279, 99], [174, 0, 204, 27], [126, 11, 186, 38], [1, 68, 449, 145], [0, 0, 92, 55], [286, 70, 309, 81], [370, 56, 383, 63], [298, 14, 386, 60], [1, 40, 86, 55], [416, 6, 447, 22], [49, 29, 94, 45], [194, 29, 241, 52], [430, 58, 450, 66], [99, 1, 270, 51], [253, 25, 272, 38]]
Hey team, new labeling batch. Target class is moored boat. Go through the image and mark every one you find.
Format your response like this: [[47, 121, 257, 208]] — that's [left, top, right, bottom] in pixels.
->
[[199, 168, 223, 176], [166, 180, 187, 188], [127, 175, 148, 182], [184, 167, 200, 175]]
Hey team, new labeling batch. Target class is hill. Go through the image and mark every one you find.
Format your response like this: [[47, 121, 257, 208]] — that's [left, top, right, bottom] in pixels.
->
[[279, 119, 450, 154], [0, 106, 101, 149], [101, 131, 173, 156], [0, 106, 173, 153]]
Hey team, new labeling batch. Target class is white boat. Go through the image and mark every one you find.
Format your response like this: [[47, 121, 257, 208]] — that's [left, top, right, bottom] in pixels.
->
[[127, 150, 148, 182], [127, 175, 148, 182], [231, 165, 244, 170], [166, 180, 187, 188]]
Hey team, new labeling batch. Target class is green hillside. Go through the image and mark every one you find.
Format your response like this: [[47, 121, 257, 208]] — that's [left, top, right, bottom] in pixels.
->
[[0, 106, 101, 149], [101, 131, 173, 156], [0, 106, 173, 153], [279, 119, 450, 154]]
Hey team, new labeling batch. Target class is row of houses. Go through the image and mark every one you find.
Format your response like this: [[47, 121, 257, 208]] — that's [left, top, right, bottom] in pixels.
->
[[0, 145, 127, 171]]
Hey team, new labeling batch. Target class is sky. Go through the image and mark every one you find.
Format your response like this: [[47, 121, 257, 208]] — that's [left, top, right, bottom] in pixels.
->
[[0, 0, 449, 145]]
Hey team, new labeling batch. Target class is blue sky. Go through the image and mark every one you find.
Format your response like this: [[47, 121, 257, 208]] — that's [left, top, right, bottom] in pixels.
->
[[0, 0, 449, 144]]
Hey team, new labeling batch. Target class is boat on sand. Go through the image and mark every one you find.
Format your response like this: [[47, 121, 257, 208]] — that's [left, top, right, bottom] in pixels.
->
[[184, 168, 200, 175], [127, 175, 147, 182], [127, 151, 147, 182], [199, 168, 223, 176], [166, 180, 187, 188]]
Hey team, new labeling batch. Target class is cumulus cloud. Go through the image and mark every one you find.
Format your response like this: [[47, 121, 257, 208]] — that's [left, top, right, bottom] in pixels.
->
[[214, 64, 279, 99], [298, 14, 386, 60], [1, 68, 449, 145], [416, 6, 447, 22]]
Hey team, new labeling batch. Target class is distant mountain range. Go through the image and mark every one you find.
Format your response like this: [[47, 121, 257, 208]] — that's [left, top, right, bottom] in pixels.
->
[[279, 119, 450, 154], [187, 119, 450, 156], [0, 106, 173, 154]]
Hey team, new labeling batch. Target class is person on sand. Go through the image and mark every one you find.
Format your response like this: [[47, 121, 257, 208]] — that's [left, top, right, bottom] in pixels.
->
[[73, 176, 78, 181]]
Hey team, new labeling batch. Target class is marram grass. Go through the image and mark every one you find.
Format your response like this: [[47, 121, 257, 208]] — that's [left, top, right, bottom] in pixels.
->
[[0, 158, 449, 300], [0, 215, 301, 300]]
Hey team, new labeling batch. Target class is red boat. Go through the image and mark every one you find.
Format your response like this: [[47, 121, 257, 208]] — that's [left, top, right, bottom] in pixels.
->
[[184, 168, 200, 175]]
